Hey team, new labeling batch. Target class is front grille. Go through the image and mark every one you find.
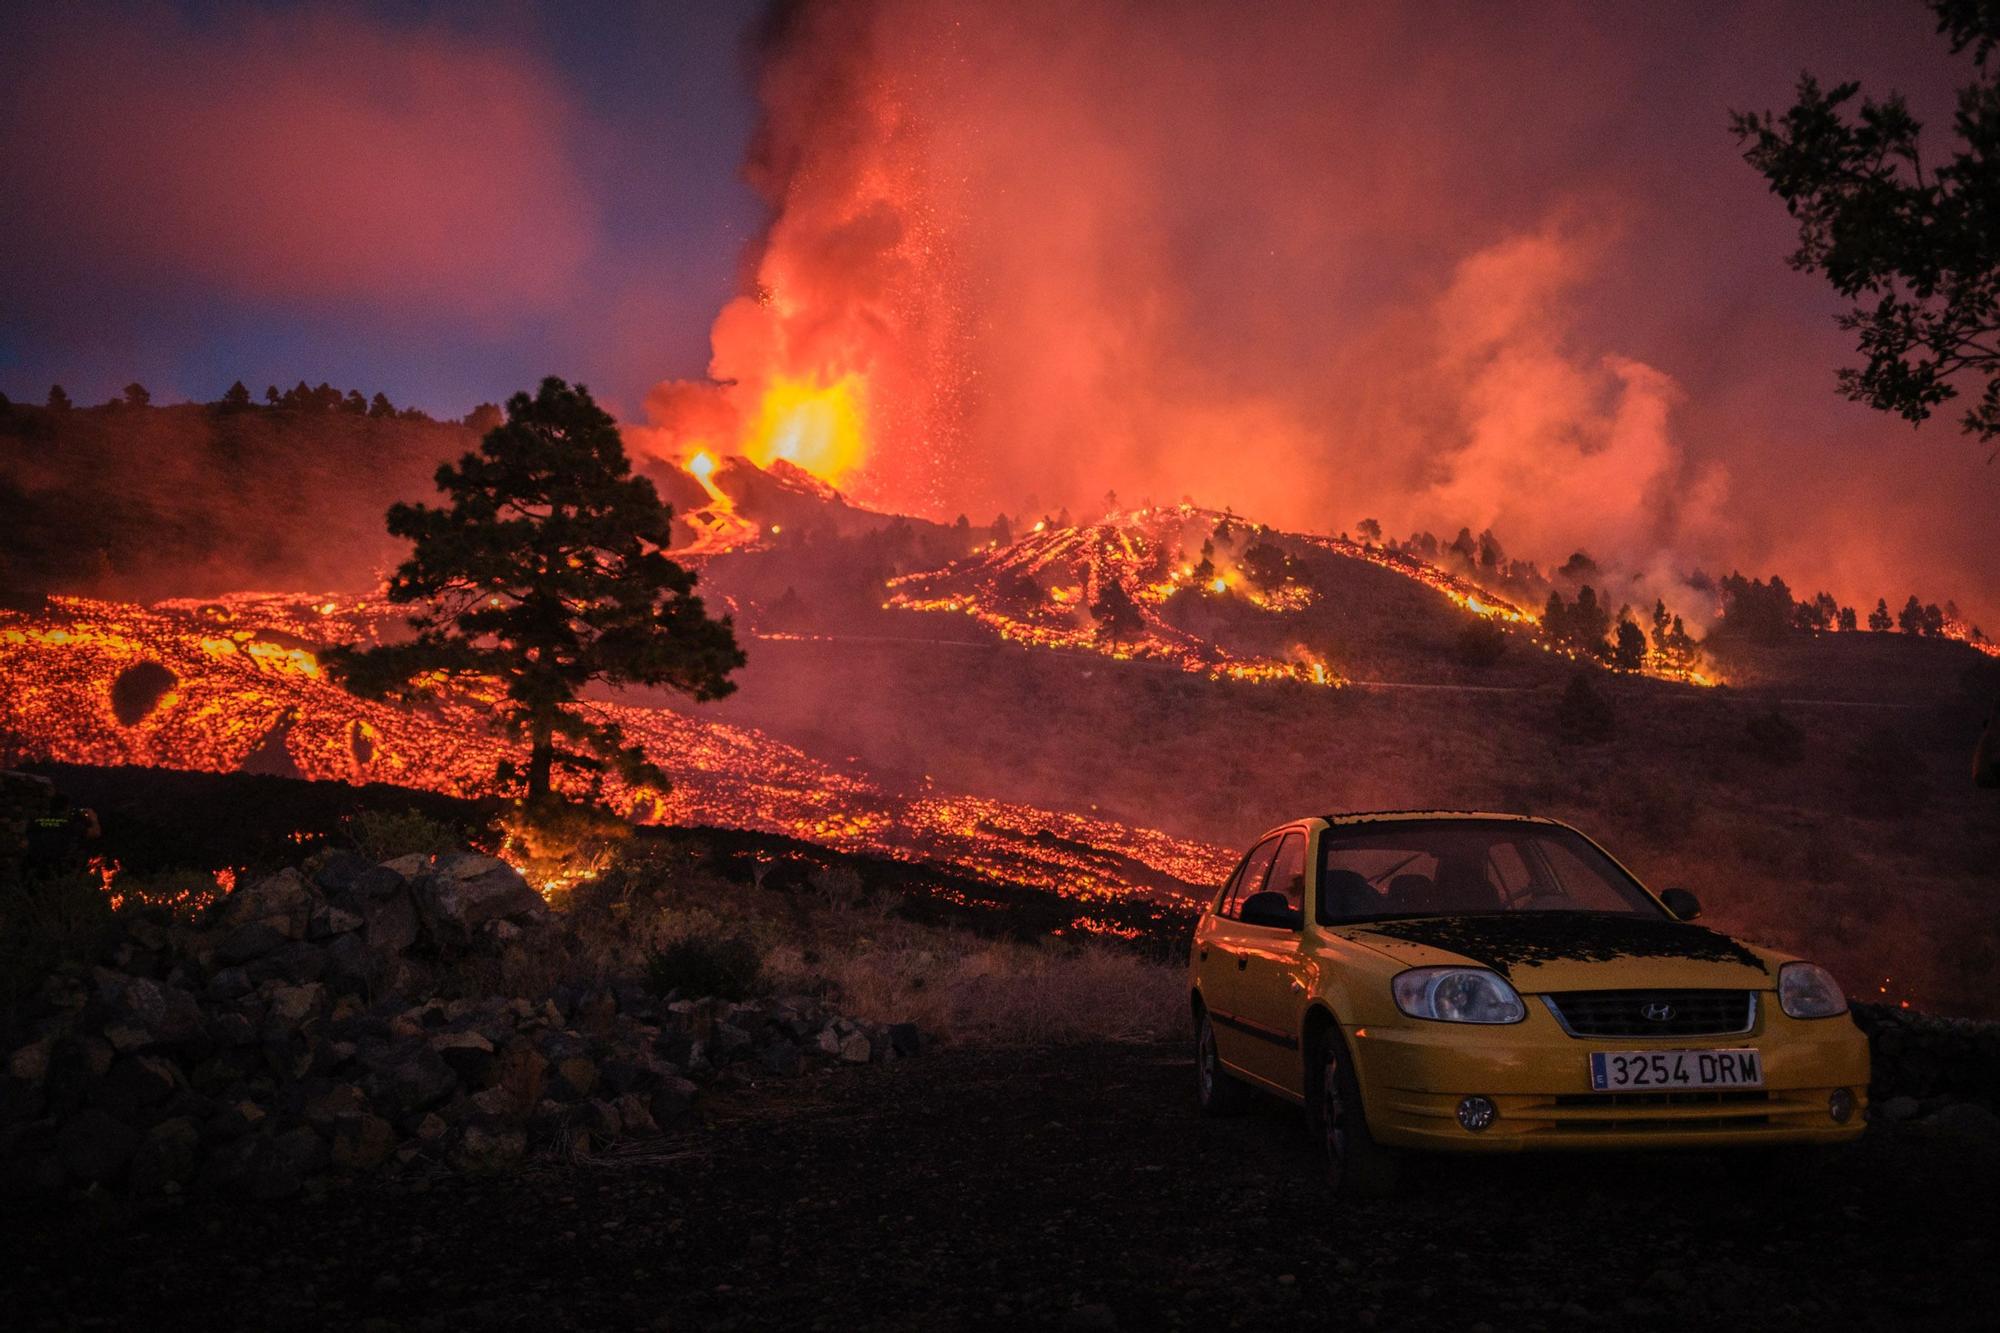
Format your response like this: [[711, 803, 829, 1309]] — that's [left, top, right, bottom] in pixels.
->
[[1543, 989, 1754, 1037]]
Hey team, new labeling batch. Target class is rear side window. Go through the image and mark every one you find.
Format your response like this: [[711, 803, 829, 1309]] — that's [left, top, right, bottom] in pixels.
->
[[1264, 833, 1307, 914], [1219, 837, 1283, 920]]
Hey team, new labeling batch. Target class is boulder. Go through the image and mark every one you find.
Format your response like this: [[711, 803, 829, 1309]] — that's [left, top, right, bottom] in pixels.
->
[[1928, 1100, 2000, 1143], [838, 1032, 872, 1065], [213, 868, 312, 940], [264, 982, 327, 1028], [43, 1035, 114, 1115], [362, 1045, 458, 1115], [7, 1038, 53, 1085], [309, 849, 375, 893], [205, 968, 254, 1002], [251, 941, 328, 986], [412, 854, 548, 946], [301, 1083, 368, 1130], [103, 976, 206, 1050], [216, 922, 288, 966], [613, 1092, 659, 1137], [888, 1023, 923, 1058], [57, 1108, 138, 1184], [128, 1116, 200, 1194]]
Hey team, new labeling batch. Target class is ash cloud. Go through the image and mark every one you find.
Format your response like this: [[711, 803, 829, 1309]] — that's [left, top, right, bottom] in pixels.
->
[[650, 0, 1994, 625]]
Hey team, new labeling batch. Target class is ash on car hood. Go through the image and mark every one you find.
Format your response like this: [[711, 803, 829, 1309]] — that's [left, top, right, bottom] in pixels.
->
[[1345, 913, 1769, 980]]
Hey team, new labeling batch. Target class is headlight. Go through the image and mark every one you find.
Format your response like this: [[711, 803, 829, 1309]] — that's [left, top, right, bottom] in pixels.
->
[[1778, 961, 1848, 1019], [1392, 967, 1526, 1024]]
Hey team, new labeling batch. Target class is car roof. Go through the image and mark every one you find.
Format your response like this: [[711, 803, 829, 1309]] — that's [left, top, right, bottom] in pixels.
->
[[1316, 809, 1563, 827]]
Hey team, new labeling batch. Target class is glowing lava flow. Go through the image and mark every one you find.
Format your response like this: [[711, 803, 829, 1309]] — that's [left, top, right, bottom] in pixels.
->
[[0, 594, 1234, 909], [673, 449, 762, 556], [885, 509, 1342, 685]]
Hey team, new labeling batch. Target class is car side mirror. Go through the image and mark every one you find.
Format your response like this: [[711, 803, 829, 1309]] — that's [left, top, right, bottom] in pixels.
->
[[1659, 887, 1702, 921], [1239, 890, 1302, 931]]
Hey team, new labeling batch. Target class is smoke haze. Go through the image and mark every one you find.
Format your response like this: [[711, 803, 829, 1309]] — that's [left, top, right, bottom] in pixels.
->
[[646, 0, 1994, 624]]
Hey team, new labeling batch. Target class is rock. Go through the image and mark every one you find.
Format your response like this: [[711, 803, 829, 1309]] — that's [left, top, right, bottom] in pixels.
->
[[572, 1099, 623, 1152], [362, 1046, 458, 1115], [208, 1012, 257, 1047], [307, 901, 365, 940], [90, 1054, 181, 1118], [252, 941, 328, 986], [106, 976, 205, 1048], [453, 1118, 527, 1169], [550, 1055, 599, 1102], [301, 1083, 367, 1130], [57, 1108, 139, 1184], [494, 1042, 549, 1109], [433, 1030, 498, 1087], [1878, 1095, 1921, 1123], [265, 982, 327, 1027], [648, 1076, 698, 1128], [838, 1032, 872, 1065], [816, 1026, 843, 1057], [213, 868, 312, 940], [712, 1023, 754, 1064], [6, 1039, 53, 1085], [129, 1116, 200, 1194], [888, 1023, 923, 1058], [358, 887, 420, 956], [1928, 1100, 2000, 1142], [416, 1112, 447, 1142], [614, 1092, 659, 1137], [216, 922, 287, 965], [206, 1099, 268, 1143], [412, 854, 546, 946], [205, 968, 254, 1002], [329, 1112, 397, 1170], [309, 849, 375, 892]]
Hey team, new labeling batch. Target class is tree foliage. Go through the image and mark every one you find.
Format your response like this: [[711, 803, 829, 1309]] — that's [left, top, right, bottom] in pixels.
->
[[1733, 1, 2000, 451], [326, 377, 745, 803]]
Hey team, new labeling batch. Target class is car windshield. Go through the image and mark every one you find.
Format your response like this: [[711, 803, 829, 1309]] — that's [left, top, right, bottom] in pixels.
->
[[1315, 820, 1663, 924]]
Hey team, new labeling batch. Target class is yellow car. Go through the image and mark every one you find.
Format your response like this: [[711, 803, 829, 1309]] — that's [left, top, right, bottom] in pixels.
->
[[1189, 812, 1868, 1194]]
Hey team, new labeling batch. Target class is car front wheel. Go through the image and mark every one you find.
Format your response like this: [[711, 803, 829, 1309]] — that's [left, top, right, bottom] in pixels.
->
[[1194, 1008, 1250, 1116], [1313, 1028, 1398, 1198]]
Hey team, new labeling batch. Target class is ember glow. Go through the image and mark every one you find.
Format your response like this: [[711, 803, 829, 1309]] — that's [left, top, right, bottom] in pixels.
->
[[0, 594, 1232, 908]]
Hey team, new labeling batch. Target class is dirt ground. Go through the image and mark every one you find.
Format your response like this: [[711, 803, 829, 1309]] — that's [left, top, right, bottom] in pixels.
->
[[2, 1040, 1990, 1331]]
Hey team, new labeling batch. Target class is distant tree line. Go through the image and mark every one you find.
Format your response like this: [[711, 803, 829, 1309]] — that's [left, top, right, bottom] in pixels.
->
[[13, 379, 504, 432]]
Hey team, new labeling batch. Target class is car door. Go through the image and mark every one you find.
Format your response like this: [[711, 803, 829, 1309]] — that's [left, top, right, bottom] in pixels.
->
[[1229, 831, 1310, 1093], [1198, 835, 1282, 1074]]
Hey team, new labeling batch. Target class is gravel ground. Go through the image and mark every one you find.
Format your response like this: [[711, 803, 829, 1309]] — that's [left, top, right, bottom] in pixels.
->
[[2, 1040, 1990, 1331]]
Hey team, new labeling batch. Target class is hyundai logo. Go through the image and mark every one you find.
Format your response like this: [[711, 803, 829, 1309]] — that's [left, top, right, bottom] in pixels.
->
[[1642, 1002, 1677, 1022]]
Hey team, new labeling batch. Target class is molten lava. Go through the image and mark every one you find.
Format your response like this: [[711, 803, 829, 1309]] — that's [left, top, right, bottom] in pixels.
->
[[0, 594, 1233, 912]]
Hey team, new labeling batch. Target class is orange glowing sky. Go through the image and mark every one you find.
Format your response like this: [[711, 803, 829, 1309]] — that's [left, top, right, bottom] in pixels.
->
[[1, 1, 1992, 626]]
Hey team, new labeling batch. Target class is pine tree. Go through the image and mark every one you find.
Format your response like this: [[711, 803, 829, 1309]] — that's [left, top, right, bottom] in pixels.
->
[[1613, 619, 1647, 671], [1089, 578, 1145, 650], [221, 381, 252, 409], [122, 383, 150, 409], [368, 392, 395, 419], [46, 385, 71, 412], [1868, 598, 1894, 631], [326, 377, 745, 804]]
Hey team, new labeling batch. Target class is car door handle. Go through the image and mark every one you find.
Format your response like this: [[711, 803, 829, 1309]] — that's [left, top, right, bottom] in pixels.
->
[[1198, 946, 1209, 962], [1236, 955, 1249, 971]]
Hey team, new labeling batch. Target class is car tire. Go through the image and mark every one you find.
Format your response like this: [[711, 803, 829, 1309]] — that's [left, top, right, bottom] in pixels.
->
[[1195, 1008, 1251, 1116], [1312, 1027, 1399, 1199]]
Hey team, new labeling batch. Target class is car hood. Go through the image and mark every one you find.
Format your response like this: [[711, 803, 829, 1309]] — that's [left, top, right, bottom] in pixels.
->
[[1332, 913, 1777, 992]]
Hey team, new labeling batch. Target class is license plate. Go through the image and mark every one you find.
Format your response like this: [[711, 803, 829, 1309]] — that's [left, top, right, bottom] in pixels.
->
[[1589, 1049, 1763, 1091]]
